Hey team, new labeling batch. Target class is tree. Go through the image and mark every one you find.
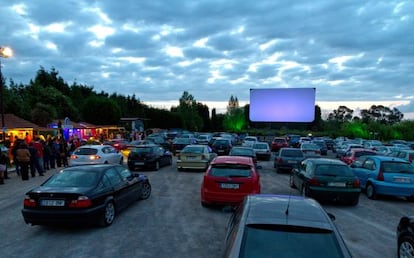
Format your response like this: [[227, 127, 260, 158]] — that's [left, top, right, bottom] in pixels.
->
[[223, 95, 246, 131], [176, 91, 203, 131], [360, 105, 403, 124], [81, 96, 121, 125], [328, 106, 354, 122]]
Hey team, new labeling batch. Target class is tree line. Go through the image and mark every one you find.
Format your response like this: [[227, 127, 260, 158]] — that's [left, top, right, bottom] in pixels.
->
[[2, 67, 413, 141]]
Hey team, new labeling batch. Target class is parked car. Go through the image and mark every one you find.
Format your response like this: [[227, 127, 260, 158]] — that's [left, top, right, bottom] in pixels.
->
[[396, 149, 414, 165], [311, 139, 328, 155], [336, 143, 364, 158], [127, 144, 172, 171], [340, 148, 377, 165], [350, 155, 414, 200], [21, 164, 151, 227], [229, 146, 257, 165], [241, 136, 258, 147], [252, 141, 271, 161], [200, 156, 260, 207], [146, 135, 172, 151], [176, 144, 217, 171], [69, 145, 123, 166], [222, 194, 353, 258], [172, 137, 197, 155], [274, 147, 305, 173], [290, 158, 361, 205], [211, 137, 233, 155], [195, 134, 212, 145], [363, 140, 383, 151], [397, 216, 414, 258], [300, 143, 321, 157], [271, 137, 288, 152], [103, 138, 129, 151]]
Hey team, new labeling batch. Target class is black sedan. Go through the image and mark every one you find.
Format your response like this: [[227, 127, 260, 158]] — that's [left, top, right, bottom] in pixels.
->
[[127, 144, 173, 171], [21, 164, 151, 227], [397, 216, 414, 258]]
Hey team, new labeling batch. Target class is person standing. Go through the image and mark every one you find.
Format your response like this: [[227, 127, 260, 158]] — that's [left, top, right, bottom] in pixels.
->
[[16, 143, 31, 180], [32, 137, 45, 175], [0, 151, 8, 184], [11, 136, 22, 176]]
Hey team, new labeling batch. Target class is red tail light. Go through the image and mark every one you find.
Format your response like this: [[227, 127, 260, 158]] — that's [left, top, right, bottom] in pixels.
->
[[23, 196, 37, 208], [308, 177, 320, 186], [69, 196, 92, 208], [377, 167, 384, 181], [409, 154, 413, 163], [353, 178, 360, 188]]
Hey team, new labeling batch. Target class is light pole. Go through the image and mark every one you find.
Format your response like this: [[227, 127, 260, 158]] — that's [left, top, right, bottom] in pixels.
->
[[0, 46, 13, 142]]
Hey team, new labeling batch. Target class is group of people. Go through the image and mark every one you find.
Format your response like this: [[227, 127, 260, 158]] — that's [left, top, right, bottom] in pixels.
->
[[5, 134, 76, 182]]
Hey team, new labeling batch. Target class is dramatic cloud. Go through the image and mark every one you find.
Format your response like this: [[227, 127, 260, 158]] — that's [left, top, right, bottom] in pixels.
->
[[1, 0, 413, 117]]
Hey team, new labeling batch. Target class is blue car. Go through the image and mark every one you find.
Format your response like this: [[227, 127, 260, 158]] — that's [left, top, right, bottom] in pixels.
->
[[350, 155, 414, 200]]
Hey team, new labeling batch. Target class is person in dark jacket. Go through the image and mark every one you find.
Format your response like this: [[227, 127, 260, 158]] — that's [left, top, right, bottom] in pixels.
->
[[15, 142, 31, 180], [0, 151, 8, 184]]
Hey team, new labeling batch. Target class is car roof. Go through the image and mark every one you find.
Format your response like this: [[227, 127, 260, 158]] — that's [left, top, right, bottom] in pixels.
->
[[243, 194, 334, 230], [305, 158, 346, 165], [211, 155, 254, 165]]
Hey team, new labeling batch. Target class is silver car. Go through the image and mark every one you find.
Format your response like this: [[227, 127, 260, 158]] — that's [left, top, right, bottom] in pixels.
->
[[69, 145, 123, 166]]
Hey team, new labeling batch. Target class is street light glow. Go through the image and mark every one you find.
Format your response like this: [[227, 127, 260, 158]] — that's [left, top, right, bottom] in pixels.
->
[[0, 47, 13, 58]]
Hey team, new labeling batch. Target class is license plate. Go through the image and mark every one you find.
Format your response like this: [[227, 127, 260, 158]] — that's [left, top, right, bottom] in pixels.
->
[[328, 182, 346, 187], [40, 199, 65, 207], [185, 156, 197, 160], [220, 183, 239, 189], [394, 177, 411, 183], [135, 162, 145, 165], [288, 160, 297, 164], [218, 150, 225, 153]]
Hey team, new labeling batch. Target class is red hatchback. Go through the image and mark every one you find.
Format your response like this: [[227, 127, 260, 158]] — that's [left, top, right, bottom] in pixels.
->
[[200, 156, 261, 207], [271, 137, 288, 152], [340, 148, 377, 165]]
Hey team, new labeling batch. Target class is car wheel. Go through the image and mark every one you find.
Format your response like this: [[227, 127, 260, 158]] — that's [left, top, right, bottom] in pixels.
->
[[366, 183, 377, 200], [201, 201, 210, 208], [289, 175, 296, 189], [154, 161, 160, 171], [399, 236, 414, 258], [349, 197, 359, 206], [140, 182, 151, 200], [301, 185, 308, 197], [99, 201, 115, 227], [119, 157, 123, 165]]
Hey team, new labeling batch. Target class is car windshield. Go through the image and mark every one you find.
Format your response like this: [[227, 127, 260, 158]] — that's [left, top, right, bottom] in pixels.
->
[[43, 171, 99, 187], [210, 164, 252, 177], [182, 146, 204, 153], [315, 164, 354, 176], [382, 161, 414, 174], [74, 148, 98, 155], [240, 224, 345, 258]]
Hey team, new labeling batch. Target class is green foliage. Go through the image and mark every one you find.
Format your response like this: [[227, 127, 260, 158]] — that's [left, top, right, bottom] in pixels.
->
[[223, 95, 247, 132]]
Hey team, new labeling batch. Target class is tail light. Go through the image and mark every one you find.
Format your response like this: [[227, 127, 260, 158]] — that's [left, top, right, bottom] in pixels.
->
[[71, 154, 78, 159], [23, 196, 37, 208], [69, 196, 92, 208], [353, 178, 360, 188], [409, 154, 413, 163], [277, 157, 283, 163], [89, 155, 101, 160], [308, 177, 320, 186], [377, 166, 385, 181]]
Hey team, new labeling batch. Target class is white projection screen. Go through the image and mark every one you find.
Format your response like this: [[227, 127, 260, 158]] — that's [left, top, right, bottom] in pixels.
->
[[249, 88, 316, 122]]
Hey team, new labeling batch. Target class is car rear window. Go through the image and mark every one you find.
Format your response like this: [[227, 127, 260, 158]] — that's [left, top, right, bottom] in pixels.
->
[[214, 139, 229, 145], [44, 171, 99, 187], [382, 161, 414, 174], [131, 147, 154, 154], [281, 150, 304, 157], [240, 224, 345, 258], [355, 151, 376, 157], [182, 146, 204, 153], [74, 148, 98, 155], [231, 148, 254, 156], [314, 164, 354, 176], [209, 164, 252, 177]]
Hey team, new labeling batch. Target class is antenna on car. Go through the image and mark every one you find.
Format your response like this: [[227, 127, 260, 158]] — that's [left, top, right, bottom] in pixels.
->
[[285, 193, 291, 216]]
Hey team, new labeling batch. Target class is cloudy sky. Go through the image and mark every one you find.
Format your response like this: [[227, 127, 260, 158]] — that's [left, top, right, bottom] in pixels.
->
[[1, 0, 414, 118]]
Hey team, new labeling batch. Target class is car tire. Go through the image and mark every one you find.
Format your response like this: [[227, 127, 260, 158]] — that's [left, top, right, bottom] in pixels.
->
[[349, 197, 359, 206], [201, 201, 210, 208], [398, 236, 414, 258], [99, 201, 115, 227], [119, 157, 123, 165], [154, 161, 160, 171], [140, 182, 151, 200], [301, 185, 308, 197], [289, 175, 296, 189], [366, 183, 377, 200]]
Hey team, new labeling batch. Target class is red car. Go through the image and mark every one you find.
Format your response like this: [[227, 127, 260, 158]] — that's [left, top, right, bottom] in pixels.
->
[[271, 137, 288, 152], [200, 156, 261, 207], [340, 148, 377, 165], [103, 139, 129, 151]]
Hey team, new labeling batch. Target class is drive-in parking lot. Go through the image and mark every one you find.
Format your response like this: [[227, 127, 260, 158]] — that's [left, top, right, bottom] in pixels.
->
[[1, 151, 413, 258]]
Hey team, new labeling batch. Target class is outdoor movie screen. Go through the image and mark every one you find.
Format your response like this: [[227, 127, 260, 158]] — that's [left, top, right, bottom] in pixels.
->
[[249, 88, 316, 122]]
